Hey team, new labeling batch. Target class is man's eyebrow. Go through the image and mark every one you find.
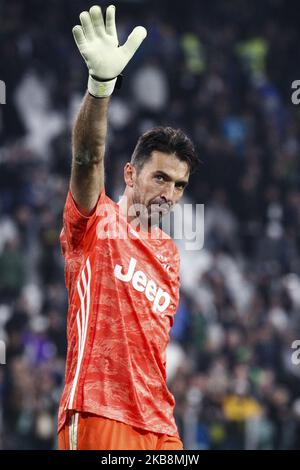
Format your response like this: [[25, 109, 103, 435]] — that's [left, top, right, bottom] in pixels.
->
[[153, 170, 189, 186]]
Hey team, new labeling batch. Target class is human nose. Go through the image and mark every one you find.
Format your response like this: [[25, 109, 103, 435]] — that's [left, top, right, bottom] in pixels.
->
[[160, 182, 175, 203]]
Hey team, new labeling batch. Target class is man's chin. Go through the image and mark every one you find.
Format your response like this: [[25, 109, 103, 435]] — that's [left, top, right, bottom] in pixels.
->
[[148, 208, 170, 227]]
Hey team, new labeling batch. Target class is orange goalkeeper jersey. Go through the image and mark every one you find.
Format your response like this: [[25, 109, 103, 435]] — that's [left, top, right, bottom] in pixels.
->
[[58, 187, 180, 437]]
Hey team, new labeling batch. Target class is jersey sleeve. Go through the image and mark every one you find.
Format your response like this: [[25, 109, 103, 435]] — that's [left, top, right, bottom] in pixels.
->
[[62, 187, 106, 252]]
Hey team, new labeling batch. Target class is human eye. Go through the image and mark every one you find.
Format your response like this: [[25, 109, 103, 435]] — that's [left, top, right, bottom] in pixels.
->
[[155, 174, 165, 183]]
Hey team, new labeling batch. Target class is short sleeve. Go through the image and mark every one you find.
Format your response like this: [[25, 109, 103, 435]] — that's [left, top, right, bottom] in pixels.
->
[[62, 187, 106, 251]]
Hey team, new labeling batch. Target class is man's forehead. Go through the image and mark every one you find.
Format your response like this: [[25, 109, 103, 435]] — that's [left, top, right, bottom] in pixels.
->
[[147, 151, 190, 178]]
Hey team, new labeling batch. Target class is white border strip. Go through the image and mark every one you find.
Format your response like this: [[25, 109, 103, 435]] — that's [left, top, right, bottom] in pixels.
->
[[69, 412, 79, 450], [68, 258, 91, 409]]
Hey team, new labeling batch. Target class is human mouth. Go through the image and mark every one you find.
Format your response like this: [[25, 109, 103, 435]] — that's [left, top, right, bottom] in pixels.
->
[[149, 202, 171, 214]]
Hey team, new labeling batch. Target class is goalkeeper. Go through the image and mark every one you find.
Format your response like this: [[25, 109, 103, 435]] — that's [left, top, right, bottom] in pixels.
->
[[58, 4, 198, 450]]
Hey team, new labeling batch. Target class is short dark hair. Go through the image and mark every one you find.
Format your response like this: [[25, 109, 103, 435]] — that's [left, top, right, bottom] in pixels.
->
[[130, 126, 199, 174]]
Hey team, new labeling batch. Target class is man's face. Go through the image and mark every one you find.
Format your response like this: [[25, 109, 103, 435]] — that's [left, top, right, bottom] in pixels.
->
[[125, 151, 190, 224]]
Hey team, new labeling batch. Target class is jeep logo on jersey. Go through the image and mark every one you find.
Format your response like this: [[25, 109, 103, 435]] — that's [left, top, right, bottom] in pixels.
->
[[114, 257, 171, 314]]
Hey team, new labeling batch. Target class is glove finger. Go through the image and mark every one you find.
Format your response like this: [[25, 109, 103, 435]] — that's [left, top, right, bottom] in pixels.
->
[[72, 25, 86, 48], [89, 5, 105, 37], [122, 26, 147, 59], [105, 5, 117, 39], [80, 11, 95, 40]]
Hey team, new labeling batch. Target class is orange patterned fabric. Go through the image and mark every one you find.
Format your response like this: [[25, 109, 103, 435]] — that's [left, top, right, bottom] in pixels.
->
[[58, 187, 180, 438], [58, 412, 183, 450]]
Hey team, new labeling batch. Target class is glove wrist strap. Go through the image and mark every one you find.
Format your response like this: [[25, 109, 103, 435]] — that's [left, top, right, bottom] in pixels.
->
[[88, 75, 118, 98]]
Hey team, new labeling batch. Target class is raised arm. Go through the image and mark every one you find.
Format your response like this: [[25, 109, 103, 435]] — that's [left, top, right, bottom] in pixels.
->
[[71, 93, 109, 215], [70, 4, 147, 215]]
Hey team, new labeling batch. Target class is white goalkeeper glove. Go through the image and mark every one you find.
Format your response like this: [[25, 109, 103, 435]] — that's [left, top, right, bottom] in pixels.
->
[[72, 4, 147, 98]]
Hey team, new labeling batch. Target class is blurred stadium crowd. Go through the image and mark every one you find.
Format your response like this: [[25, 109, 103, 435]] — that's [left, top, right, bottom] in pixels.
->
[[1, 0, 300, 449]]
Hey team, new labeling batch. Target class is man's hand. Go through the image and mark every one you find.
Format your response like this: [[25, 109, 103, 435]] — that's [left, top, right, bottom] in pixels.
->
[[73, 5, 147, 98]]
